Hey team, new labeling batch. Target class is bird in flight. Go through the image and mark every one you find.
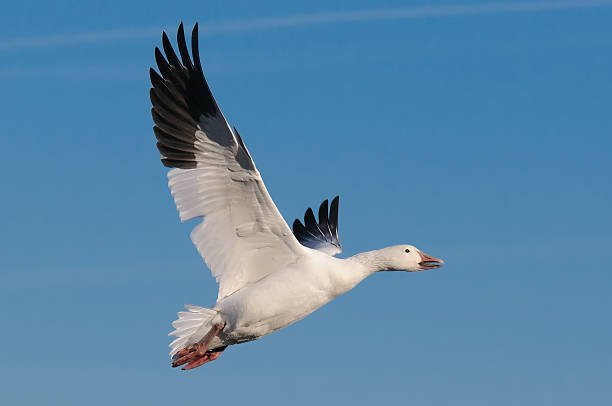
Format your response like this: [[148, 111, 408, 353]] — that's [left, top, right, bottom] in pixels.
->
[[150, 22, 444, 370]]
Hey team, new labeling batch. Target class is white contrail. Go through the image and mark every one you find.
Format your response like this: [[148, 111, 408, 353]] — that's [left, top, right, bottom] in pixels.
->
[[2, 0, 612, 50]]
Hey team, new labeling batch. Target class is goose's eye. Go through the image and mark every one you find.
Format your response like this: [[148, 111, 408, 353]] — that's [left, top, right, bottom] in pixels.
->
[[405, 249, 410, 253]]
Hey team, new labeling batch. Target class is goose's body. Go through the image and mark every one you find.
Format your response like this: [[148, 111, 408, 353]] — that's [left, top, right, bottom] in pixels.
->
[[150, 23, 444, 370], [212, 250, 363, 348]]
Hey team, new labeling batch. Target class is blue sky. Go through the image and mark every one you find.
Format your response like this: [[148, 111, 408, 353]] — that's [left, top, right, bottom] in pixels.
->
[[1, 0, 611, 404]]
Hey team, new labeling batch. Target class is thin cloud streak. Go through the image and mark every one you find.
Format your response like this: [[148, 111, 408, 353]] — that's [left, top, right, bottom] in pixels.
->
[[2, 0, 612, 50], [0, 27, 161, 51]]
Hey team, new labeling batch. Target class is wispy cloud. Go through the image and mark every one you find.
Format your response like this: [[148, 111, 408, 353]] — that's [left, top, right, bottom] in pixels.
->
[[0, 28, 161, 51], [2, 0, 612, 51]]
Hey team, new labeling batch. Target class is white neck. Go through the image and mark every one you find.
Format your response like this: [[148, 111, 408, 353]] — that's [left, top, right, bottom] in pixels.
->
[[318, 248, 401, 299], [346, 249, 393, 275], [315, 249, 384, 298]]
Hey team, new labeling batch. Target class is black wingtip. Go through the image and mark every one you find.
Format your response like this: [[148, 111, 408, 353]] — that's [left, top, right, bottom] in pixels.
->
[[149, 67, 159, 82], [304, 208, 316, 225], [329, 196, 339, 233], [176, 22, 193, 69], [318, 199, 329, 227], [151, 22, 246, 170], [292, 197, 342, 254], [191, 23, 202, 73], [292, 219, 302, 231], [163, 31, 183, 69], [331, 195, 340, 211], [154, 46, 172, 79]]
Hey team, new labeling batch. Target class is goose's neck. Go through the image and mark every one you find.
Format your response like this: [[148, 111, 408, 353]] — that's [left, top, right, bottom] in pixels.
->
[[321, 249, 390, 298], [346, 249, 391, 275]]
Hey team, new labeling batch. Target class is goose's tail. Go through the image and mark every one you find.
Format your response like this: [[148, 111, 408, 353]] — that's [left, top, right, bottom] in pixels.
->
[[168, 305, 220, 358]]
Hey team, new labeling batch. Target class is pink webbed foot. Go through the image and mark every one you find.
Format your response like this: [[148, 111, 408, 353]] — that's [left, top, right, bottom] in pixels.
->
[[180, 346, 227, 370], [171, 323, 225, 370]]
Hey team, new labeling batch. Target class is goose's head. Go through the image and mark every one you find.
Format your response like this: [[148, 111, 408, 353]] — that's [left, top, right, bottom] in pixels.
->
[[381, 245, 445, 272]]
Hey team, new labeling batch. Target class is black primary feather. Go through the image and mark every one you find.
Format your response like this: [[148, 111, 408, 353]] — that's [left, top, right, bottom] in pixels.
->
[[150, 22, 254, 170], [292, 196, 342, 255]]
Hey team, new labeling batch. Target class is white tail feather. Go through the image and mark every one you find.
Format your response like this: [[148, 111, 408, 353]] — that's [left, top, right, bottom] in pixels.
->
[[168, 305, 218, 357]]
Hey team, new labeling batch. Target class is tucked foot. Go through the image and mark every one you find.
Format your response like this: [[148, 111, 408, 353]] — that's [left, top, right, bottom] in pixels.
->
[[181, 346, 227, 370], [171, 323, 225, 370], [172, 342, 207, 368]]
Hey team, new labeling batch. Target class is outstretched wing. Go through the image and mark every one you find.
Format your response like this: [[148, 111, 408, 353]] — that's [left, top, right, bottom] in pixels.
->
[[150, 23, 306, 300], [292, 196, 342, 256]]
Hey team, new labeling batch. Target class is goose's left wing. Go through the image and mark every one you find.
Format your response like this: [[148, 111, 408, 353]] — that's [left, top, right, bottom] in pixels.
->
[[293, 197, 342, 256], [150, 23, 306, 300]]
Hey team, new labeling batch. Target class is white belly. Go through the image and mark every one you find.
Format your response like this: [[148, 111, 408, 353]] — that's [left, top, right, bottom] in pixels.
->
[[214, 255, 363, 346]]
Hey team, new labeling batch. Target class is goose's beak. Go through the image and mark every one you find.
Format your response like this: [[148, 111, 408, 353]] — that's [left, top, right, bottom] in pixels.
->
[[418, 251, 444, 270]]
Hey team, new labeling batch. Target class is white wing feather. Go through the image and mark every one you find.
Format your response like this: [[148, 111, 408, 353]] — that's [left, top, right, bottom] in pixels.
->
[[151, 24, 307, 301], [168, 116, 306, 300]]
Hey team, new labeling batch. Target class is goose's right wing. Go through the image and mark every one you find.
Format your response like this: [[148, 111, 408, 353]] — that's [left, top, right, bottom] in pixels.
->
[[150, 23, 307, 300]]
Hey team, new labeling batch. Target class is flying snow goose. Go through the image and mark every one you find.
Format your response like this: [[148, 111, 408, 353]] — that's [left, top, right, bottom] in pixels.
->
[[150, 23, 444, 370]]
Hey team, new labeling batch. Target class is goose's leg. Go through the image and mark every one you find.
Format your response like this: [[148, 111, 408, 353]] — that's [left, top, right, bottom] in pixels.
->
[[172, 323, 225, 369], [181, 346, 227, 370]]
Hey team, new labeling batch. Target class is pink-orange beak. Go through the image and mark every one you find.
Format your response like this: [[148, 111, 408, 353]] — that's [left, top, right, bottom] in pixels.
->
[[418, 251, 445, 270]]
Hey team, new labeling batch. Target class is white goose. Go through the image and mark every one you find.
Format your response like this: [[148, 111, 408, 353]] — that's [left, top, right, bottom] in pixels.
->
[[150, 23, 444, 370]]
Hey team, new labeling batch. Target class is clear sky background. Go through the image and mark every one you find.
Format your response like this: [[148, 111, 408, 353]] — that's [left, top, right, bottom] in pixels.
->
[[1, 0, 611, 404]]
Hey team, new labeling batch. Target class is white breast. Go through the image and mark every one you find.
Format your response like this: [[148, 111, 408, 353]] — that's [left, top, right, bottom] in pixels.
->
[[214, 251, 367, 345]]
